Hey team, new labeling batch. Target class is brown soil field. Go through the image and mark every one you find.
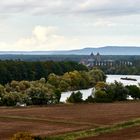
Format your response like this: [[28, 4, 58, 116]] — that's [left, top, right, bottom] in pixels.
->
[[79, 125, 140, 140], [0, 119, 88, 140], [0, 102, 140, 139]]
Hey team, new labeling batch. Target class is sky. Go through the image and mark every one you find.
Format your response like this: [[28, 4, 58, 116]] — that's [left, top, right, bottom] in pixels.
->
[[0, 0, 140, 51]]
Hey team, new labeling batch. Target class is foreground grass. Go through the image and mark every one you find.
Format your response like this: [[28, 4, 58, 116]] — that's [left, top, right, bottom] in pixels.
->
[[44, 118, 140, 140]]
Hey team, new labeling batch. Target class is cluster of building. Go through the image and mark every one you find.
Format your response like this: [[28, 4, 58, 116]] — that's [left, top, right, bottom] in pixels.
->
[[80, 53, 133, 67]]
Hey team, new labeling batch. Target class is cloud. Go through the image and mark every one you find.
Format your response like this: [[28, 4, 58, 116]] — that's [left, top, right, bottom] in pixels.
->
[[0, 1, 140, 51], [76, 0, 140, 16], [0, 0, 140, 17], [84, 19, 117, 27], [0, 25, 140, 51], [0, 25, 80, 51], [32, 26, 57, 42]]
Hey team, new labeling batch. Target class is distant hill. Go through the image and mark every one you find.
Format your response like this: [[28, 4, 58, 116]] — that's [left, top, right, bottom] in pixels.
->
[[0, 46, 140, 55]]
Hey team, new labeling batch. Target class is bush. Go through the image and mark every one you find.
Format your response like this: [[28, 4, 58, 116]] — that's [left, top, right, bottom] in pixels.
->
[[27, 87, 54, 105], [94, 90, 113, 103], [54, 89, 61, 103], [11, 132, 34, 140], [106, 81, 128, 101], [67, 91, 83, 103], [85, 95, 95, 103], [2, 92, 17, 106], [88, 68, 107, 86], [0, 67, 107, 106], [126, 85, 140, 99]]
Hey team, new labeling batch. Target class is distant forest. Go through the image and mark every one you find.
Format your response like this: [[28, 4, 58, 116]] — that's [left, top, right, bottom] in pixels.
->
[[0, 55, 139, 85], [97, 59, 140, 75], [0, 61, 87, 85], [0, 54, 140, 62], [99, 65, 140, 75]]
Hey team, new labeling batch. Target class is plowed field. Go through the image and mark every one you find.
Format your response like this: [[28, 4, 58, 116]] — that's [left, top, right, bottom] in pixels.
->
[[1, 102, 140, 140]]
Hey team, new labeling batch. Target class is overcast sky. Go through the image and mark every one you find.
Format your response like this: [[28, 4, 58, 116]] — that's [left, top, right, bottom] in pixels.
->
[[0, 0, 140, 51]]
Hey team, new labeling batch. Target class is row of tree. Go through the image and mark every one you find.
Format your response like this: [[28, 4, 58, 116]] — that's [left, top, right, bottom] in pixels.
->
[[0, 78, 61, 106], [93, 81, 140, 102], [99, 65, 140, 75], [0, 60, 88, 84], [47, 68, 106, 91], [67, 81, 140, 103], [0, 68, 106, 106]]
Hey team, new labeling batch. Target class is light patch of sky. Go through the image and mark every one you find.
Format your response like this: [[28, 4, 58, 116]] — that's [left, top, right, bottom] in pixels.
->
[[0, 0, 140, 50]]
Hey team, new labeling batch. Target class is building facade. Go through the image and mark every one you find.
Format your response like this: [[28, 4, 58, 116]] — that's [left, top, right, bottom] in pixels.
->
[[80, 53, 133, 67]]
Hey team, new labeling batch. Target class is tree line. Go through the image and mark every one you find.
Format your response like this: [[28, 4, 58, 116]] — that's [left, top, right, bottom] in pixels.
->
[[67, 81, 140, 103], [98, 60, 140, 75], [0, 68, 106, 106], [0, 60, 87, 84], [93, 81, 140, 102]]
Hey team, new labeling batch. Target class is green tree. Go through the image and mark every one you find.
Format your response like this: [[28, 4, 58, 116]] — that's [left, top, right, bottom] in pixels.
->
[[3, 92, 17, 106], [88, 68, 106, 86], [54, 89, 61, 103], [0, 85, 5, 105], [67, 91, 83, 103], [106, 81, 129, 101], [126, 85, 140, 99], [94, 90, 112, 103], [59, 80, 70, 92], [47, 73, 60, 88], [95, 82, 108, 90]]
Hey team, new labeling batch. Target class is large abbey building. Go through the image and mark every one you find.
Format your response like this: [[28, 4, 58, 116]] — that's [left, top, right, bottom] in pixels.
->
[[80, 53, 133, 67]]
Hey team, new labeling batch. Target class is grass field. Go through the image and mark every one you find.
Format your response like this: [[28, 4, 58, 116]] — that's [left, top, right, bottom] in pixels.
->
[[1, 102, 140, 140], [79, 125, 140, 140]]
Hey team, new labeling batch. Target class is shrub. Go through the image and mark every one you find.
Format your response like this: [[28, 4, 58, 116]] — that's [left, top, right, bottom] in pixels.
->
[[54, 89, 61, 103], [88, 68, 107, 86], [85, 95, 95, 103], [95, 82, 108, 90], [67, 91, 83, 103], [27, 87, 53, 105], [2, 92, 17, 106], [94, 90, 113, 103], [11, 132, 34, 140], [126, 85, 140, 99], [106, 81, 128, 101]]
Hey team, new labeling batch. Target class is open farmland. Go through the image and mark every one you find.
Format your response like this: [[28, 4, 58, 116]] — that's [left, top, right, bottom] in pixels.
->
[[1, 102, 140, 140]]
